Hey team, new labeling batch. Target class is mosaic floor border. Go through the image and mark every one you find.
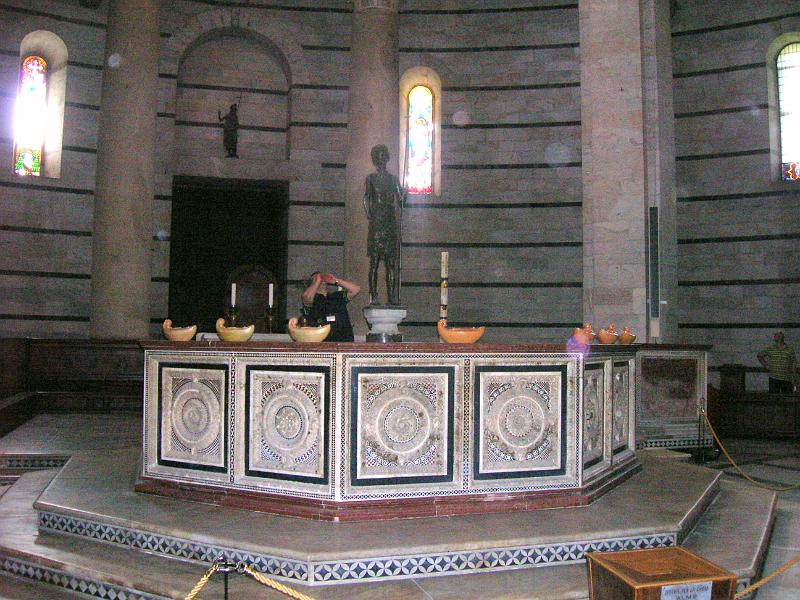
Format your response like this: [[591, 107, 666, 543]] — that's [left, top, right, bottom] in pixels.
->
[[38, 511, 678, 585], [0, 455, 69, 471], [0, 555, 166, 600]]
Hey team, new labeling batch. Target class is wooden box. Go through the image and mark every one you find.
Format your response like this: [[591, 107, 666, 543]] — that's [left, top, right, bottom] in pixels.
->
[[586, 547, 736, 600]]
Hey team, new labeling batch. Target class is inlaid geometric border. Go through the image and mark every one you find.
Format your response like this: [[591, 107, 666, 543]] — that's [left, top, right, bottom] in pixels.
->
[[636, 437, 713, 449], [37, 511, 309, 582], [243, 364, 330, 485], [0, 455, 69, 470], [37, 510, 678, 585], [311, 533, 677, 583], [0, 554, 165, 599]]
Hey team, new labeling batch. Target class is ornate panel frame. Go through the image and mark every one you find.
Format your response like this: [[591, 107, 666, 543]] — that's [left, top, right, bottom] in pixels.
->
[[143, 352, 231, 484], [234, 352, 337, 500], [470, 359, 575, 487], [581, 359, 611, 481], [612, 359, 636, 463], [636, 350, 709, 449], [342, 354, 462, 499]]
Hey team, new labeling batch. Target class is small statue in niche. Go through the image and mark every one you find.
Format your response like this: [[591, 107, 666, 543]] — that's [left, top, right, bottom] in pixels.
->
[[363, 144, 406, 305], [218, 104, 239, 158]]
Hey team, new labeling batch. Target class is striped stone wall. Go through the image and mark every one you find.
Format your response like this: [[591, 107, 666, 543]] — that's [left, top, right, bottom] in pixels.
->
[[671, 0, 800, 377], [397, 0, 582, 342]]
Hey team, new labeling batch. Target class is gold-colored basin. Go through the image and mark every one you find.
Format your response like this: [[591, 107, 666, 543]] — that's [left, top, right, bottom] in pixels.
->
[[288, 317, 331, 342], [437, 319, 485, 344], [162, 319, 197, 342], [215, 318, 255, 342]]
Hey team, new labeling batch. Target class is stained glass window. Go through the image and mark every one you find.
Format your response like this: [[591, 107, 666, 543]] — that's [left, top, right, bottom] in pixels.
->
[[405, 85, 433, 194], [14, 55, 47, 177], [778, 43, 800, 181]]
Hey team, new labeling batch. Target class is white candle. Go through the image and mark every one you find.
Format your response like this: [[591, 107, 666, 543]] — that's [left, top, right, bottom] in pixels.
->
[[440, 283, 448, 306], [231, 283, 236, 307], [268, 283, 274, 308], [441, 251, 449, 279]]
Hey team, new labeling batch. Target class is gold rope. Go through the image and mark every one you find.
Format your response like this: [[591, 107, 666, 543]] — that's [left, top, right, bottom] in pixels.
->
[[243, 565, 317, 600], [702, 411, 800, 492], [734, 553, 800, 599], [183, 562, 220, 600]]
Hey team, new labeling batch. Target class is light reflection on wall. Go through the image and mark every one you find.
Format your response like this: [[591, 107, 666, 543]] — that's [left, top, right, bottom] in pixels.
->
[[14, 55, 47, 177]]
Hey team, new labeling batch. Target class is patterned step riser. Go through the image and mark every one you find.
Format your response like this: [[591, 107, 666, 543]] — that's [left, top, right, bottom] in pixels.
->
[[0, 555, 167, 600], [38, 511, 678, 585]]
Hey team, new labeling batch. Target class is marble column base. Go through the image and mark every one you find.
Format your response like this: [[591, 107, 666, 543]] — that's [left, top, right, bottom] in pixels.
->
[[363, 305, 407, 342]]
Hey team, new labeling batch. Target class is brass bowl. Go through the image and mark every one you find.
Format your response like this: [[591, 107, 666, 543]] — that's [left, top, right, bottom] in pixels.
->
[[215, 318, 255, 342], [288, 317, 331, 342], [162, 319, 197, 342], [438, 319, 485, 344]]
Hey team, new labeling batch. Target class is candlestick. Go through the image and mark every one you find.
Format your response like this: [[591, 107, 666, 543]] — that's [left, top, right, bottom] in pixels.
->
[[268, 283, 273, 308], [231, 282, 237, 307]]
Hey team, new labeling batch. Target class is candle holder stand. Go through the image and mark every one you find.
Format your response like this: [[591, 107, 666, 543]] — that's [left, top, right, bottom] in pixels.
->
[[225, 305, 238, 327], [266, 306, 274, 333]]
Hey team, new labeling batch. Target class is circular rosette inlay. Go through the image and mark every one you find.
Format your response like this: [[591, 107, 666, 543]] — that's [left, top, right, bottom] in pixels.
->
[[261, 387, 319, 455], [370, 387, 434, 458], [171, 382, 221, 451], [496, 395, 546, 449]]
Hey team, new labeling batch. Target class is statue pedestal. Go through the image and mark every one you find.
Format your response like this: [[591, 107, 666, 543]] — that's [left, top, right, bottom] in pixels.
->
[[363, 305, 407, 342]]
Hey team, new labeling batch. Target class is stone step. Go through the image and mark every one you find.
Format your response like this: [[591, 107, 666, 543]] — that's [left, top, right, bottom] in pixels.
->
[[684, 479, 777, 598], [0, 573, 88, 599], [0, 469, 592, 599], [0, 460, 778, 600]]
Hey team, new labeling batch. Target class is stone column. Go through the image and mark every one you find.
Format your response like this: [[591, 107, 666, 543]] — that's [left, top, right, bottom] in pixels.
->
[[641, 0, 678, 341], [90, 0, 159, 339], [343, 0, 400, 336], [580, 0, 675, 341]]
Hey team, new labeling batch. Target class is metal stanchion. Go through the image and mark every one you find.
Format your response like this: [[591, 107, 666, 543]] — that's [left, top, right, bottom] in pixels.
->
[[214, 557, 241, 600]]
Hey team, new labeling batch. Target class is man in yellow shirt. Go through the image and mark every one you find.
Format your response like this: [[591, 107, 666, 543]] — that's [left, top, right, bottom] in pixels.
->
[[757, 331, 797, 393]]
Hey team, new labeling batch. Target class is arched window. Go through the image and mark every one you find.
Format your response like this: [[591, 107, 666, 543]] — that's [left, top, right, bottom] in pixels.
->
[[405, 85, 433, 194], [400, 67, 441, 196], [14, 56, 48, 176], [13, 31, 68, 179], [778, 43, 800, 181]]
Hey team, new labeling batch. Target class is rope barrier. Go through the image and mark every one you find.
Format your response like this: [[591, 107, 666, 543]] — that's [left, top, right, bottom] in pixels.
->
[[701, 411, 800, 492], [734, 553, 800, 599], [698, 408, 800, 598], [243, 565, 317, 600], [183, 557, 317, 600], [183, 562, 220, 600]]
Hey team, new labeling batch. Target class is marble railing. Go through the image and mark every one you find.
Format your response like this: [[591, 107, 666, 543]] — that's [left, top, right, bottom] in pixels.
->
[[137, 341, 693, 520]]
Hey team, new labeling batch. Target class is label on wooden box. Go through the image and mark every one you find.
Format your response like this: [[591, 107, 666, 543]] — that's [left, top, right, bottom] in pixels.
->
[[661, 581, 712, 600]]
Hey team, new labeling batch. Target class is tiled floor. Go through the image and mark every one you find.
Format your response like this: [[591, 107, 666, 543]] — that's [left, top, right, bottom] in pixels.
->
[[0, 415, 797, 599], [700, 439, 800, 600]]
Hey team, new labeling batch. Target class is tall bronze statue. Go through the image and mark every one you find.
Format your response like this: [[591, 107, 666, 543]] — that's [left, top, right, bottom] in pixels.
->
[[218, 104, 239, 158], [363, 144, 406, 305]]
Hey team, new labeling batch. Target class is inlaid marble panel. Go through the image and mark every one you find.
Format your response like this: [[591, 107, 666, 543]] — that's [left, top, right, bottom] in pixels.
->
[[351, 366, 454, 486], [473, 364, 568, 481], [582, 364, 605, 469], [245, 367, 328, 483], [612, 362, 631, 455], [158, 363, 227, 473]]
